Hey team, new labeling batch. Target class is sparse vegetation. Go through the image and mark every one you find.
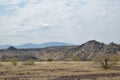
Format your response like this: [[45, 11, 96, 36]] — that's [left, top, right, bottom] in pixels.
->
[[47, 58, 53, 61], [0, 61, 119, 80], [23, 59, 35, 65], [0, 40, 119, 79], [94, 53, 118, 69], [10, 58, 18, 66], [70, 55, 80, 61], [0, 40, 119, 61]]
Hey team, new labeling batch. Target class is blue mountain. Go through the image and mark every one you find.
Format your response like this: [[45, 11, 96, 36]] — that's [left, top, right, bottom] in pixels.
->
[[0, 45, 11, 49], [0, 42, 75, 49]]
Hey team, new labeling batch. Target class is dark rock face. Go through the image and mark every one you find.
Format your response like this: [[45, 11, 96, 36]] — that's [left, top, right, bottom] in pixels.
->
[[78, 40, 105, 53], [0, 40, 119, 61], [7, 46, 17, 51], [73, 40, 105, 60], [104, 42, 120, 54], [74, 40, 120, 60]]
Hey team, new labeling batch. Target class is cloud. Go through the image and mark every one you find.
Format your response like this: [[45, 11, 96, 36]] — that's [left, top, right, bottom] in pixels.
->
[[0, 0, 27, 5], [0, 0, 120, 45]]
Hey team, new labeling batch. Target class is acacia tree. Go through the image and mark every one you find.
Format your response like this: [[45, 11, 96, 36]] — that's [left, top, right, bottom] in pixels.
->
[[94, 52, 118, 69]]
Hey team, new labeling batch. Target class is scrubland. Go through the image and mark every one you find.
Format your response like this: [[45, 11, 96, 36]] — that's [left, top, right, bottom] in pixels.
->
[[0, 61, 120, 80]]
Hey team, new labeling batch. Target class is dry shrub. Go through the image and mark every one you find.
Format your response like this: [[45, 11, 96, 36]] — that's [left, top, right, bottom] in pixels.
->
[[94, 53, 118, 70], [23, 60, 35, 65]]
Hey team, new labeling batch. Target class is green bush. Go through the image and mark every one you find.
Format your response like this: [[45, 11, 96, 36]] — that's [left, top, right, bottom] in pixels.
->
[[2, 59, 11, 62], [47, 58, 53, 61]]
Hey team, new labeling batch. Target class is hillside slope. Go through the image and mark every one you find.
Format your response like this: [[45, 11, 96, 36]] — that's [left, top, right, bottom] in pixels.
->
[[0, 40, 119, 61]]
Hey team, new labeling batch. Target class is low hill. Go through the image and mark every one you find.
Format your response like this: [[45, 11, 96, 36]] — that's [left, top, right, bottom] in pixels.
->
[[0, 40, 119, 61]]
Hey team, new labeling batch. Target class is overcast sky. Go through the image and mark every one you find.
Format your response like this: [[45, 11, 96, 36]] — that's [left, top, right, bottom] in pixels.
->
[[0, 0, 120, 45]]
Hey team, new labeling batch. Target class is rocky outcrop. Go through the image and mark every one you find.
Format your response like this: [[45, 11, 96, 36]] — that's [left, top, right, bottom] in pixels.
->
[[0, 40, 119, 61]]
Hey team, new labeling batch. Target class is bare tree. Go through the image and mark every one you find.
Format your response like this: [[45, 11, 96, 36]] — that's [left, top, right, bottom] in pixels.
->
[[94, 52, 118, 69]]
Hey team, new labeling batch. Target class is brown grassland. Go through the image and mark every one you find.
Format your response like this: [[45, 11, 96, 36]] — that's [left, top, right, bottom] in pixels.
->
[[0, 61, 120, 80]]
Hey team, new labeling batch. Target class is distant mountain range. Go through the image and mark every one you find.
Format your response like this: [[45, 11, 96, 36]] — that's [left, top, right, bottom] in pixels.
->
[[0, 45, 12, 49], [0, 40, 120, 61], [0, 42, 75, 49]]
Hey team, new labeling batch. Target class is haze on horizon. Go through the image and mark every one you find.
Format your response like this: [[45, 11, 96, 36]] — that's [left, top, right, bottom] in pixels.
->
[[0, 0, 120, 45]]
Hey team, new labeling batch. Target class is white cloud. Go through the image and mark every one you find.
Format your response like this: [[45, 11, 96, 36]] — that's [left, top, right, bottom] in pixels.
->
[[0, 0, 120, 45], [0, 0, 25, 5]]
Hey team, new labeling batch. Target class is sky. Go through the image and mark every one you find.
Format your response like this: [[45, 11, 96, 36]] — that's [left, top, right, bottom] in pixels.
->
[[0, 0, 120, 45]]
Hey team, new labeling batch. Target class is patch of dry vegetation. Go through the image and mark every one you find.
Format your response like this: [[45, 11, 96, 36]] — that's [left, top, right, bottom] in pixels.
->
[[0, 61, 120, 80]]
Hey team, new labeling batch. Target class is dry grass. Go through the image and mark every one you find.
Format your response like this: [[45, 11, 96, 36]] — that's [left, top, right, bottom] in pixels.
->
[[0, 61, 120, 80]]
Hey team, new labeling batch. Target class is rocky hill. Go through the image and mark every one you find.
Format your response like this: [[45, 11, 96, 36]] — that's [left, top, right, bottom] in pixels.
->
[[0, 40, 120, 61]]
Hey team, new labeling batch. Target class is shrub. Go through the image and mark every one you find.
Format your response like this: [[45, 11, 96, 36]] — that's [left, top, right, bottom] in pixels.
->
[[10, 58, 18, 66], [47, 58, 52, 61], [23, 60, 35, 65], [67, 55, 80, 61], [71, 56, 80, 61], [94, 53, 118, 70]]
